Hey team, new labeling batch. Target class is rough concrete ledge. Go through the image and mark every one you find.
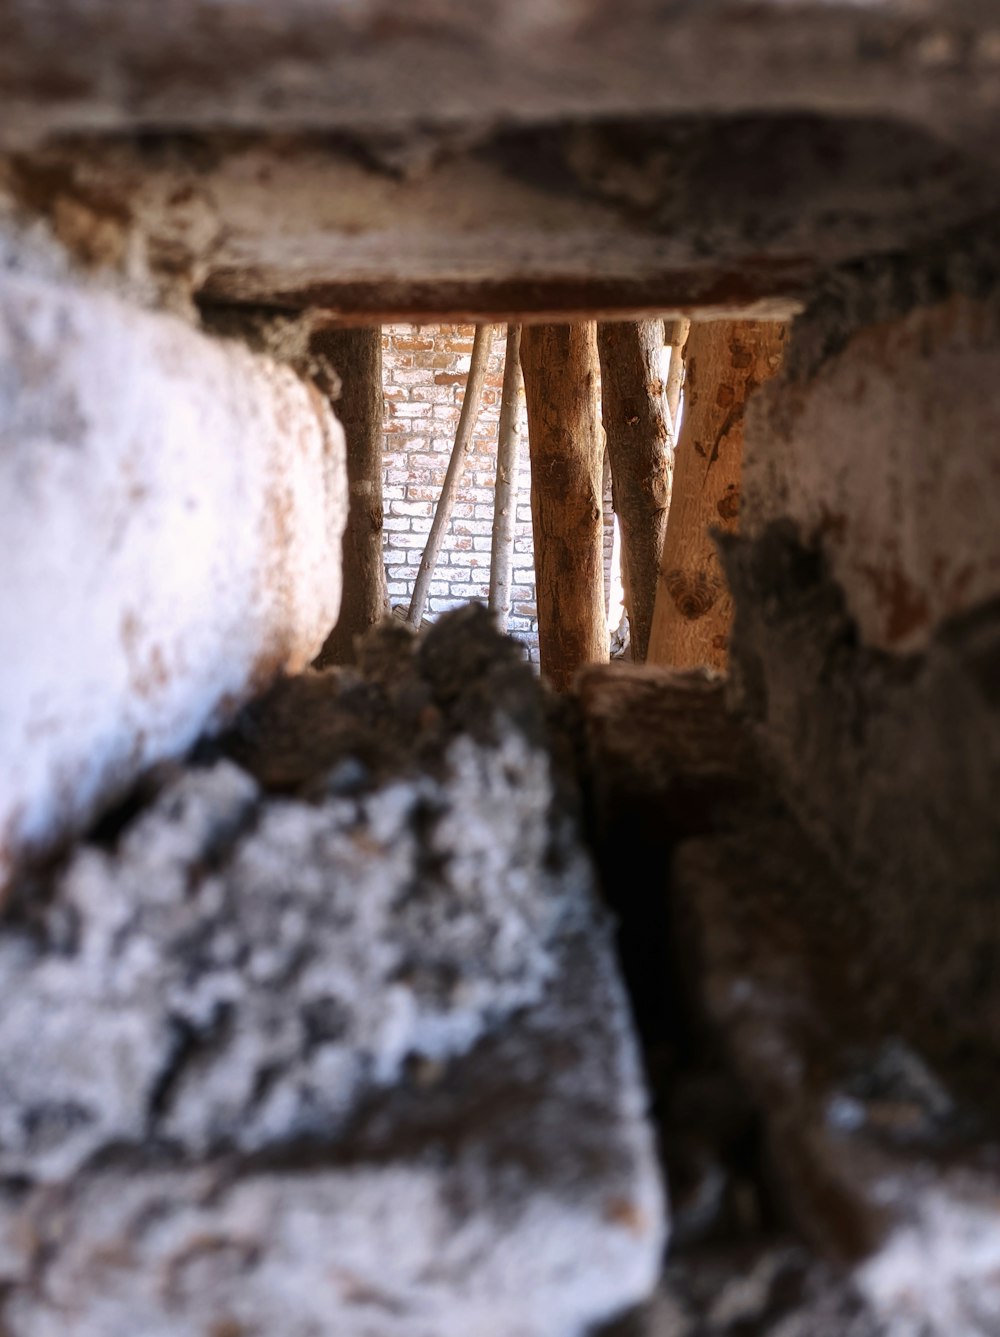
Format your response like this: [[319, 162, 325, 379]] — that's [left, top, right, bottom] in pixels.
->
[[4, 120, 1000, 325], [0, 270, 346, 890], [2, 0, 1000, 174]]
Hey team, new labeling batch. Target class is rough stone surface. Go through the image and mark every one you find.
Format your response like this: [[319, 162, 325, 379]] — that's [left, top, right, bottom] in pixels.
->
[[0, 270, 346, 891], [714, 266, 1000, 1271], [596, 235, 1000, 1335], [2, 1, 1000, 174], [4, 6, 1000, 327], [0, 607, 666, 1337], [577, 660, 1000, 1336], [3, 2, 1000, 1326], [724, 253, 1000, 1055], [742, 261, 1000, 653], [632, 1242, 880, 1336], [576, 664, 786, 1263], [670, 815, 1000, 1337], [722, 526, 1000, 1093]]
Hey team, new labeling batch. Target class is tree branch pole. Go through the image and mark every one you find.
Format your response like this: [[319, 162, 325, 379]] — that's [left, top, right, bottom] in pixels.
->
[[488, 325, 523, 630], [647, 319, 787, 670], [597, 319, 672, 662], [313, 326, 388, 667], [664, 317, 691, 432], [407, 324, 495, 627], [520, 322, 608, 691]]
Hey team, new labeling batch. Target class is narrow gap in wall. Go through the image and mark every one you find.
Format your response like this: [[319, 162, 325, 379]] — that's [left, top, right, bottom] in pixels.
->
[[380, 321, 689, 669], [380, 311, 795, 1265], [381, 323, 551, 658]]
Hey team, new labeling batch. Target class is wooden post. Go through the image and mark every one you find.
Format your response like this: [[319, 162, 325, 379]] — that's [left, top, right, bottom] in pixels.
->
[[664, 317, 691, 430], [488, 324, 523, 631], [407, 324, 495, 628], [647, 319, 787, 671], [520, 322, 608, 691], [313, 326, 388, 667], [597, 319, 673, 663]]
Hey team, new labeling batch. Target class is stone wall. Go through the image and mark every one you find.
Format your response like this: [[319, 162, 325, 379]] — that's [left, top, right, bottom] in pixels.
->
[[572, 236, 1000, 1335], [729, 238, 1000, 904], [0, 270, 347, 891], [381, 323, 617, 663], [720, 235, 1000, 1159], [3, 2, 1000, 1327]]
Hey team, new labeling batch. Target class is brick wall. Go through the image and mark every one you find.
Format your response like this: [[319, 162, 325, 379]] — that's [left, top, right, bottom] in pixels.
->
[[382, 324, 617, 664]]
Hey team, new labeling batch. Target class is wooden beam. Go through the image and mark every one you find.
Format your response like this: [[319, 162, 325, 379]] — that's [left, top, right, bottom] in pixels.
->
[[663, 317, 691, 430], [520, 322, 608, 691], [597, 319, 673, 662], [488, 324, 524, 631], [407, 324, 495, 628], [647, 319, 787, 671], [313, 326, 388, 667]]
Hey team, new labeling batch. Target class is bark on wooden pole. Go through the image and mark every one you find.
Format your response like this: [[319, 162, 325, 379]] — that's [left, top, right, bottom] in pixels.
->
[[488, 324, 523, 631], [313, 326, 388, 667], [597, 319, 673, 663], [520, 322, 608, 691], [407, 324, 495, 627], [647, 319, 787, 671]]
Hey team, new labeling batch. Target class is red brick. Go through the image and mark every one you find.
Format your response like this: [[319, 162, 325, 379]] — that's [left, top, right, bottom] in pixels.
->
[[392, 335, 435, 351]]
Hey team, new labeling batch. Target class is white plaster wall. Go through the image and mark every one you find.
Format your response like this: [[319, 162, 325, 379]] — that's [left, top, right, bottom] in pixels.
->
[[0, 271, 346, 886], [743, 296, 1000, 652]]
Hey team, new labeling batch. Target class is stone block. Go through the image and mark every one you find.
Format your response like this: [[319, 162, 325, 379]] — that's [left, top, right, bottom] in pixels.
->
[[0, 271, 346, 890], [743, 285, 1000, 653]]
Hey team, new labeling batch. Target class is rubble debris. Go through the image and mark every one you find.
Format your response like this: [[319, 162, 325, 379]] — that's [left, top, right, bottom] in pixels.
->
[[0, 605, 665, 1337]]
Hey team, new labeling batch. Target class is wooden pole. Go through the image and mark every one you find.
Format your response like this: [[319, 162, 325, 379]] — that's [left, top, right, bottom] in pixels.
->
[[313, 326, 388, 667], [407, 324, 495, 627], [597, 319, 673, 663], [520, 322, 608, 691], [488, 324, 523, 630], [664, 317, 690, 431], [647, 319, 787, 671]]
